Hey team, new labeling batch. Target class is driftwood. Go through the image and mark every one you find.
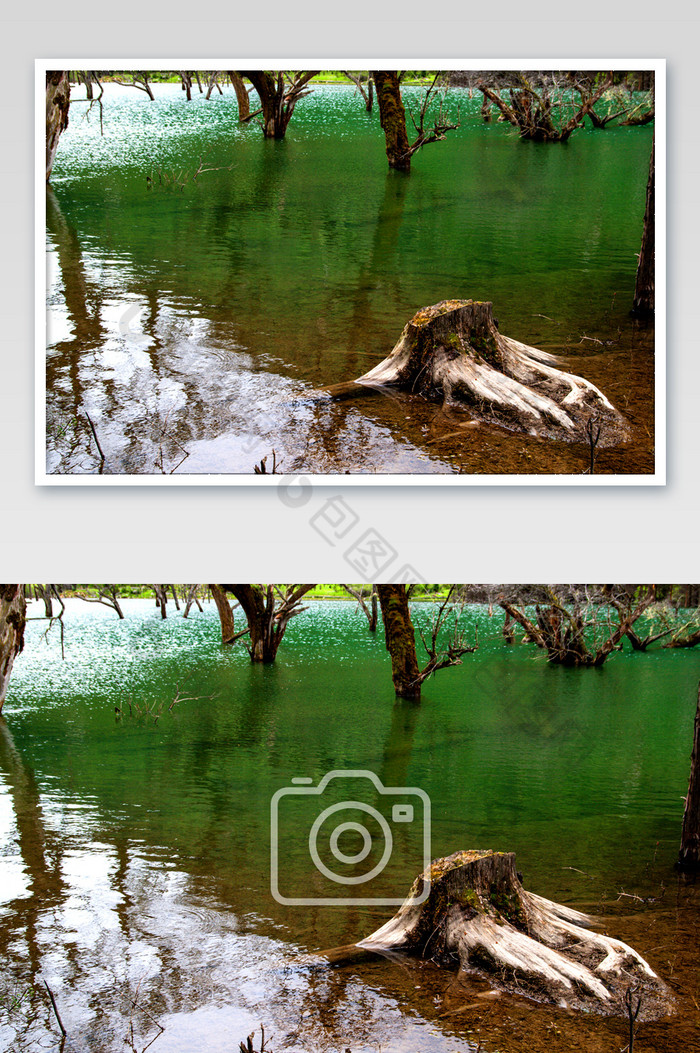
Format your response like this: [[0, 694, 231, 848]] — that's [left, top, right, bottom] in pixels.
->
[[355, 300, 627, 443], [322, 850, 672, 1018]]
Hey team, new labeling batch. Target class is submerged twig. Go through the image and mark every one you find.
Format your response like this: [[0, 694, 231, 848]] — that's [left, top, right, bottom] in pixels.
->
[[44, 981, 67, 1037]]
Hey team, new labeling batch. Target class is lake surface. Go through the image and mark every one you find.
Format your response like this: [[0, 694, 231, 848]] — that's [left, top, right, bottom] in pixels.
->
[[1, 599, 698, 1052], [45, 80, 655, 476]]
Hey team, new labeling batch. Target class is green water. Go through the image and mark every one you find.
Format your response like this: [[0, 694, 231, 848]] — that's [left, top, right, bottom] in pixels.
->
[[1, 600, 698, 1051], [46, 81, 655, 475]]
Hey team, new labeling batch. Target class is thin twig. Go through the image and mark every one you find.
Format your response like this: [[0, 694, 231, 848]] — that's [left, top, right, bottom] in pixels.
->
[[44, 981, 67, 1037]]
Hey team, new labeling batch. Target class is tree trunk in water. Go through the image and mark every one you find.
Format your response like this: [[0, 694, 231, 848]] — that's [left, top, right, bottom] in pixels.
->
[[46, 71, 70, 183], [228, 71, 250, 120], [371, 72, 411, 171], [357, 299, 627, 443], [369, 587, 379, 632], [632, 142, 655, 319], [678, 682, 700, 871], [376, 585, 421, 700], [344, 850, 672, 1017], [0, 586, 26, 713], [209, 584, 237, 644], [153, 585, 168, 619], [223, 585, 273, 661], [240, 71, 287, 138]]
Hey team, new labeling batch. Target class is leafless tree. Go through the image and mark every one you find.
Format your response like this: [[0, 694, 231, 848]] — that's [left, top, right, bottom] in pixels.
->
[[73, 585, 124, 619], [499, 585, 655, 666], [478, 71, 612, 142], [342, 584, 379, 631], [113, 73, 154, 101]]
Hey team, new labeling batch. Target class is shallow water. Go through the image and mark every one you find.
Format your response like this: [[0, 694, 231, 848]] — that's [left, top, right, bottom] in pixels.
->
[[1, 599, 698, 1051], [45, 80, 655, 476]]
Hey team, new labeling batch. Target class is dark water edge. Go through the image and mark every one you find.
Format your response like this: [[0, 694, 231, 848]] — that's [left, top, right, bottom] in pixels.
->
[[1, 600, 697, 1052], [45, 83, 656, 476]]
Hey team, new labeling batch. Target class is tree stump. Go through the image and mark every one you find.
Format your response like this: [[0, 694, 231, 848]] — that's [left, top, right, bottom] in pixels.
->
[[353, 850, 672, 1018], [356, 300, 627, 442]]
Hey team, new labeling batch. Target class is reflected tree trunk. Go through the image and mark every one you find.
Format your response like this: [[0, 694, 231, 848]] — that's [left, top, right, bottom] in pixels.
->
[[46, 71, 70, 182], [0, 586, 26, 712], [0, 719, 68, 982]]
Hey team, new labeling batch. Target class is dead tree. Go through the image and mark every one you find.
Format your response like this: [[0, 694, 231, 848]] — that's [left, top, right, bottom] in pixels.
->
[[208, 584, 246, 645], [356, 300, 626, 442], [377, 585, 476, 700], [33, 585, 54, 618], [332, 850, 672, 1017], [220, 585, 314, 662], [371, 71, 459, 172], [478, 72, 612, 142], [343, 71, 373, 112], [632, 142, 655, 319], [342, 585, 379, 631], [74, 585, 124, 618], [0, 586, 26, 712], [238, 71, 318, 139], [664, 622, 700, 649], [678, 682, 700, 871], [180, 72, 193, 101], [153, 585, 168, 619], [182, 585, 203, 617], [205, 72, 223, 100], [113, 73, 154, 100], [46, 71, 70, 182], [499, 585, 655, 666], [227, 71, 254, 121]]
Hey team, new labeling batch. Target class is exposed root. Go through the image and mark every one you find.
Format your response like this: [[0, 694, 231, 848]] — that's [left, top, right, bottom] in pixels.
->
[[356, 300, 628, 443], [356, 850, 672, 1017]]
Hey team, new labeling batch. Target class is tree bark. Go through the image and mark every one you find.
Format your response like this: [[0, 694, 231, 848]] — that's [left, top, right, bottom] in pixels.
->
[[209, 584, 237, 644], [376, 585, 421, 700], [0, 586, 26, 713], [357, 300, 627, 442], [678, 682, 700, 871], [347, 850, 671, 1017], [153, 585, 168, 619], [228, 71, 251, 120], [632, 142, 655, 319], [239, 71, 317, 139], [221, 584, 314, 662], [46, 71, 70, 183], [371, 71, 411, 171]]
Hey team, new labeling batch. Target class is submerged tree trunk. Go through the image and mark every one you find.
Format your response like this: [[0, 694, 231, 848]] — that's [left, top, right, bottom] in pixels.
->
[[209, 584, 237, 644], [221, 584, 314, 662], [371, 71, 411, 171], [376, 585, 421, 700], [0, 586, 26, 712], [239, 71, 317, 139], [46, 71, 70, 183], [632, 142, 655, 319], [357, 300, 627, 442], [347, 850, 672, 1017], [678, 682, 700, 871], [228, 71, 251, 120], [153, 585, 168, 619]]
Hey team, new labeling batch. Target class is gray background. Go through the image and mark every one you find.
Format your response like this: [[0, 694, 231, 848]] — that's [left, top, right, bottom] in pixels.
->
[[4, 4, 696, 582]]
